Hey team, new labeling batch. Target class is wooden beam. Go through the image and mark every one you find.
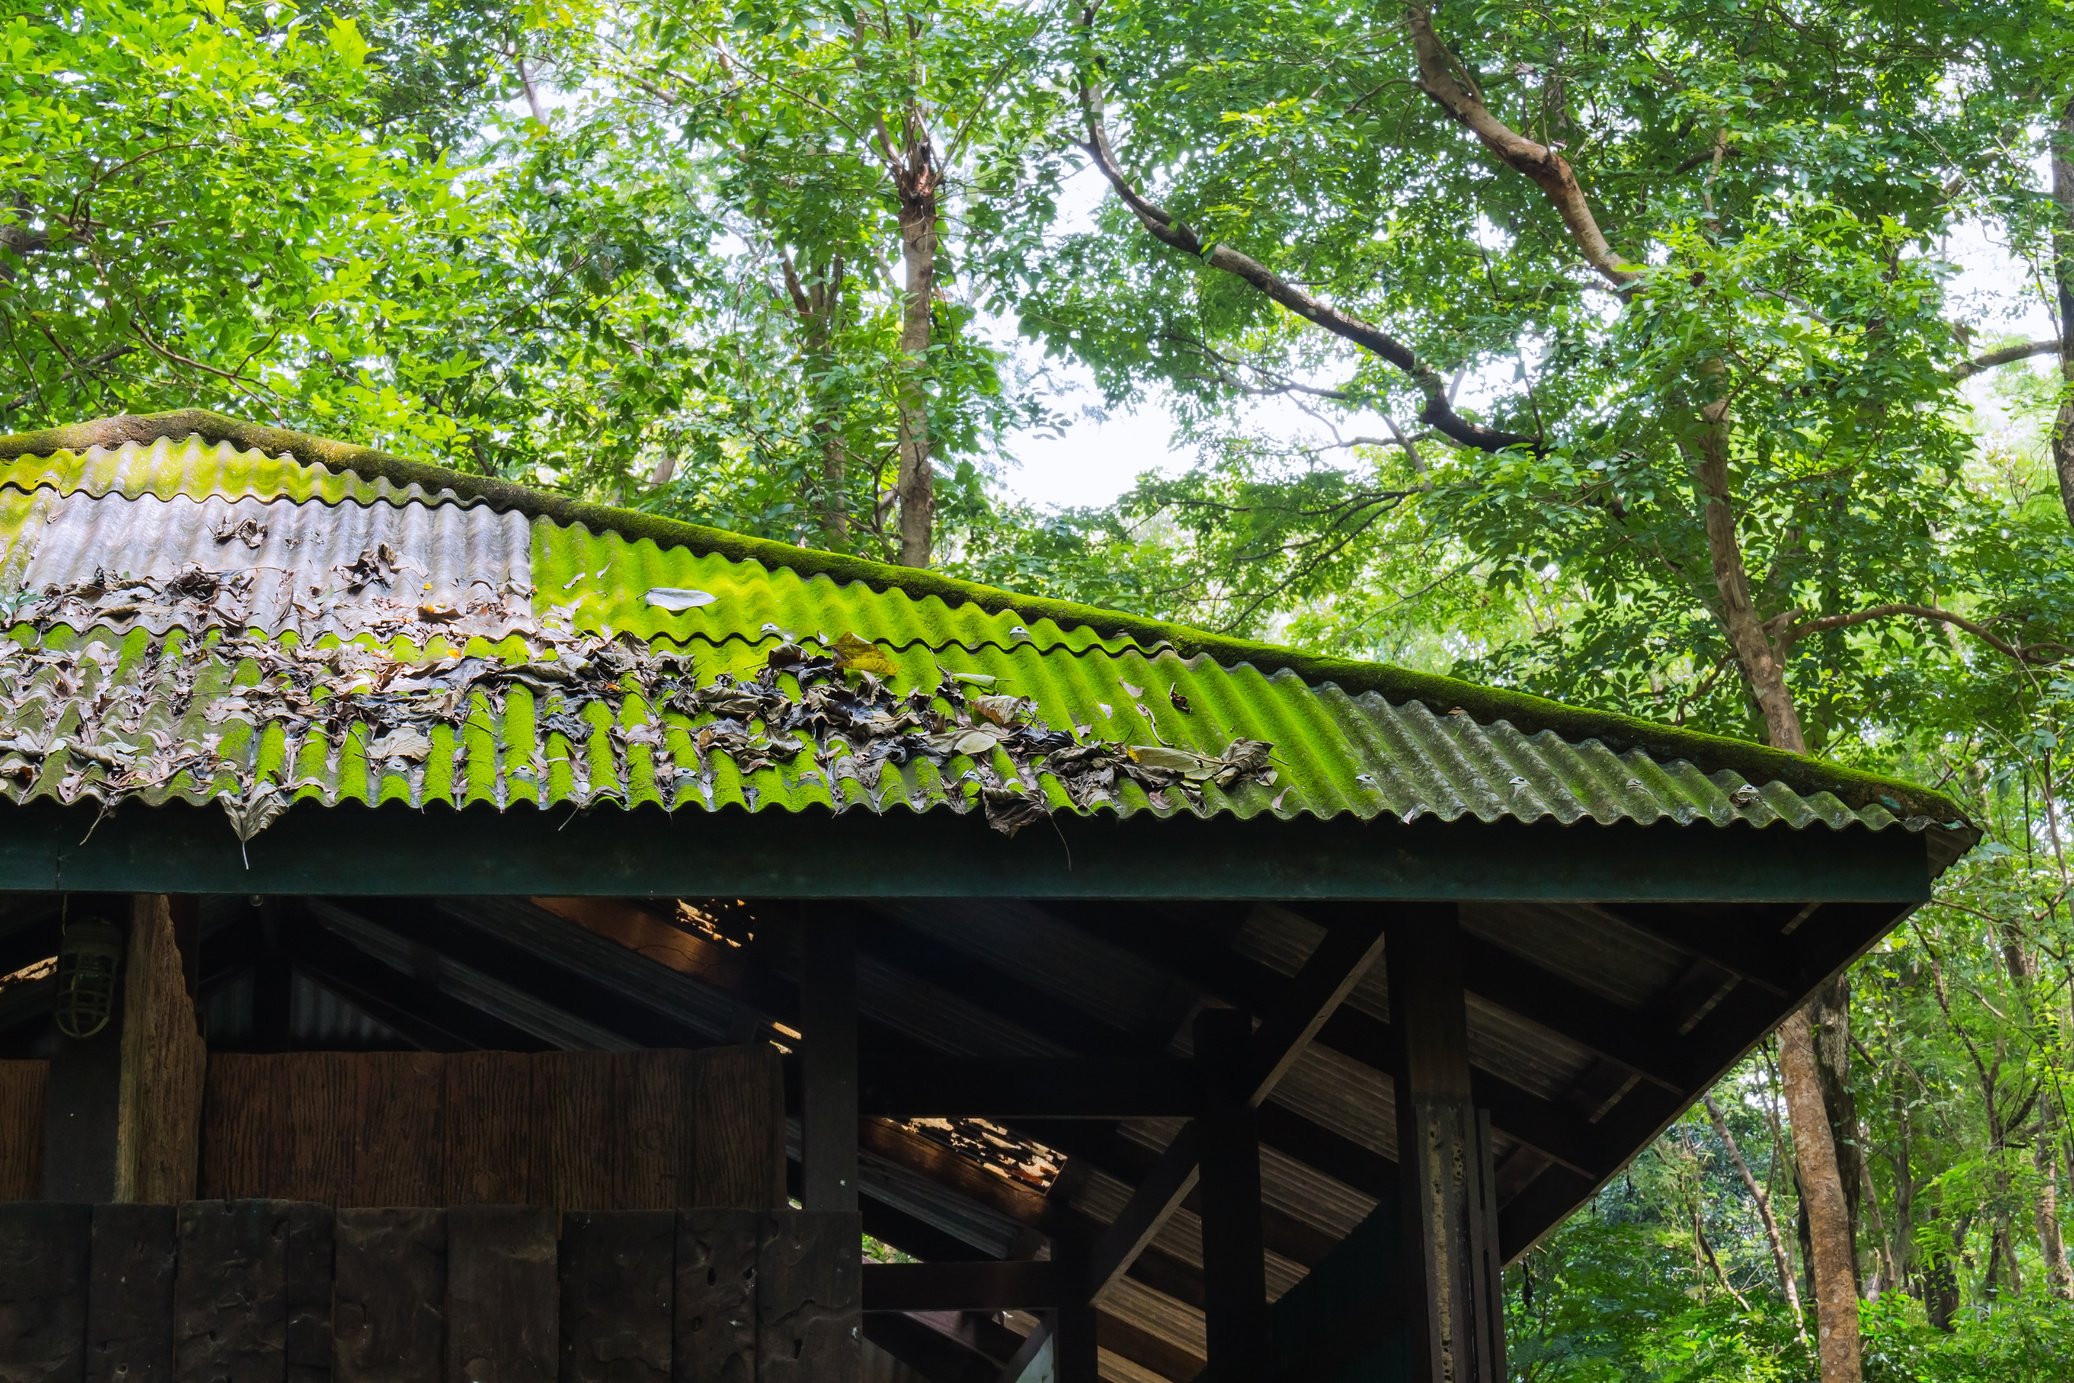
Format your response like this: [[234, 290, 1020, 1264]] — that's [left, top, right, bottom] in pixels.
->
[[862, 1261, 1060, 1312], [114, 896, 204, 1203], [1598, 904, 1805, 996], [1497, 900, 1913, 1259], [863, 1312, 1006, 1383], [1084, 919, 1386, 1299], [860, 1056, 1199, 1119], [277, 920, 549, 1053], [1389, 907, 1507, 1383], [1063, 909, 1604, 1177], [1454, 934, 1685, 1091], [801, 914, 859, 1212], [1052, 1216, 1099, 1383], [1197, 1008, 1269, 1383], [0, 797, 1939, 902]]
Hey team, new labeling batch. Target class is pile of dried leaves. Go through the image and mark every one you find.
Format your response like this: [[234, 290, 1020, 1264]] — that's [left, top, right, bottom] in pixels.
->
[[0, 561, 1278, 851]]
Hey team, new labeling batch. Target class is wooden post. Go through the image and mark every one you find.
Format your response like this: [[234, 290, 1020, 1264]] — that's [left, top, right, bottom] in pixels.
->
[[1387, 906, 1506, 1383], [1197, 1007, 1269, 1383], [116, 896, 205, 1203], [800, 915, 858, 1212], [1051, 1218, 1100, 1383]]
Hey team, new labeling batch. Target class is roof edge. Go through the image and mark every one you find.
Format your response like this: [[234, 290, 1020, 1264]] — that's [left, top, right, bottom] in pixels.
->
[[0, 411, 1978, 838]]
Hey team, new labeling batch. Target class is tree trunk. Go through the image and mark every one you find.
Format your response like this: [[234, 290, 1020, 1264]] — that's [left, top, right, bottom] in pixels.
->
[[1706, 1095, 1808, 1341], [1688, 378, 1859, 1382], [1811, 976, 1864, 1295], [1780, 1014, 1863, 1383], [1999, 918, 2074, 1297], [2050, 94, 2074, 529], [893, 158, 938, 567]]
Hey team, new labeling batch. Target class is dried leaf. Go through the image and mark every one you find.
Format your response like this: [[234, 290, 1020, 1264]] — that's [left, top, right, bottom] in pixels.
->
[[645, 587, 718, 611], [223, 781, 292, 845], [832, 632, 897, 678], [953, 728, 1002, 756], [971, 694, 1030, 727], [417, 602, 460, 623], [1120, 680, 1144, 699], [366, 727, 434, 761], [1168, 686, 1192, 714]]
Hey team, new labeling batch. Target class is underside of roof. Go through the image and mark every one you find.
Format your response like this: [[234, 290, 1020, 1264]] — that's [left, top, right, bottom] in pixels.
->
[[0, 414, 1974, 861], [0, 886, 1936, 1383]]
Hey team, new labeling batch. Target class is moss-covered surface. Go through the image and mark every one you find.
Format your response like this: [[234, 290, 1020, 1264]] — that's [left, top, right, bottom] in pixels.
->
[[0, 410, 1976, 828]]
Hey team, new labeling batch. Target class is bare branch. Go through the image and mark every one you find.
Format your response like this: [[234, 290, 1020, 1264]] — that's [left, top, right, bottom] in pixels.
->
[[1403, 5, 1638, 289]]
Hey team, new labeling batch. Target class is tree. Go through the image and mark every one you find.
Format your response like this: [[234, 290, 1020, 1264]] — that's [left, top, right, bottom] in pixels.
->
[[1024, 2, 2074, 1375]]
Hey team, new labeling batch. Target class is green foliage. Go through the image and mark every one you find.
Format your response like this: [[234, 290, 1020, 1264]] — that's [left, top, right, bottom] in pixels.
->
[[11, 0, 2074, 1370]]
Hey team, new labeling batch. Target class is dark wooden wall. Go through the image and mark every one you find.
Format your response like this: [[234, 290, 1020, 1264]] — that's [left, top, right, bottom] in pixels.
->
[[0, 1199, 861, 1383], [200, 1048, 784, 1211], [0, 1062, 44, 1201]]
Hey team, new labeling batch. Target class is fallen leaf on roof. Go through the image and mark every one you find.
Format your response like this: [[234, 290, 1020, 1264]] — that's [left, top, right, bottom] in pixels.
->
[[212, 516, 268, 549], [366, 727, 434, 761], [645, 587, 717, 611], [971, 694, 1031, 727], [1168, 687, 1192, 714], [831, 632, 896, 678], [1120, 680, 1143, 699]]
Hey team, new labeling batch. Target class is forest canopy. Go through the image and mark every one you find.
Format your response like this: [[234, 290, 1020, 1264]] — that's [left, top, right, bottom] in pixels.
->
[[6, 0, 2074, 1377]]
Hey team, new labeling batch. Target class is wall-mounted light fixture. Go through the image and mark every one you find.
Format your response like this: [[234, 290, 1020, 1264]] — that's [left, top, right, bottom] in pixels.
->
[[56, 916, 124, 1039]]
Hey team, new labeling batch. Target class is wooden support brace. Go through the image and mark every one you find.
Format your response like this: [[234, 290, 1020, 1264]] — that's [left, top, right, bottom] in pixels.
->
[[1389, 907, 1506, 1383], [1197, 1007, 1269, 1383], [801, 913, 859, 1212]]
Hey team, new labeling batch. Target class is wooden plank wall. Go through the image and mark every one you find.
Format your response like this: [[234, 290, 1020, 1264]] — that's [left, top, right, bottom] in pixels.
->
[[0, 1062, 46, 1201], [199, 1048, 784, 1212], [0, 1200, 860, 1383]]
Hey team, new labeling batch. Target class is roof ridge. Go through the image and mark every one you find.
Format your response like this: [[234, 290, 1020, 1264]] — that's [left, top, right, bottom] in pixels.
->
[[0, 410, 1974, 827]]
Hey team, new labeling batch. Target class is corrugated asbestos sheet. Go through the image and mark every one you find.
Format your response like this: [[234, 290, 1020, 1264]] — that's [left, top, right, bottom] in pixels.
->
[[0, 436, 1964, 847]]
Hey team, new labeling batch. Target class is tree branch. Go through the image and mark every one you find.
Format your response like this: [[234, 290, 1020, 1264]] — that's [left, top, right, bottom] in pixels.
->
[[1075, 19, 1537, 455], [1403, 5, 1638, 289], [1953, 337, 2064, 379], [1786, 602, 2068, 665]]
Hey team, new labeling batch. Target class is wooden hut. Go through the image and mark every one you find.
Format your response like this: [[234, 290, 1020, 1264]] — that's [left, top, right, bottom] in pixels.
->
[[0, 413, 1973, 1383]]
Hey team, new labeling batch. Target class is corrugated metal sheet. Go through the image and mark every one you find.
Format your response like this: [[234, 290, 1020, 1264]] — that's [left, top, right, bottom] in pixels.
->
[[0, 435, 1968, 848], [11, 489, 533, 639]]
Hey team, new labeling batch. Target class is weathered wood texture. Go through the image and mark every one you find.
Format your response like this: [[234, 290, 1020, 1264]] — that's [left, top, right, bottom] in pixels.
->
[[676, 1210, 758, 1383], [202, 1048, 782, 1211], [172, 1200, 294, 1383], [0, 1060, 46, 1201], [1388, 912, 1507, 1383], [85, 1203, 177, 1383], [559, 1211, 673, 1383], [448, 1207, 558, 1383], [115, 896, 205, 1204], [755, 1212, 863, 1383], [0, 1203, 857, 1383], [0, 1202, 90, 1383], [333, 1209, 444, 1383]]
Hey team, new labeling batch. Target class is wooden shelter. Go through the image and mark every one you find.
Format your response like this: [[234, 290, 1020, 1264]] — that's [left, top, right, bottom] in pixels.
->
[[0, 413, 1974, 1383]]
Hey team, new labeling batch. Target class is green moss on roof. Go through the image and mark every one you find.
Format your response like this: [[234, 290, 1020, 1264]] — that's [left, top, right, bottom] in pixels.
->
[[0, 410, 1973, 829]]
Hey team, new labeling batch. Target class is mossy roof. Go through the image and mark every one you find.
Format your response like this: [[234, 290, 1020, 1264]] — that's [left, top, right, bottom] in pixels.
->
[[0, 411, 1974, 854]]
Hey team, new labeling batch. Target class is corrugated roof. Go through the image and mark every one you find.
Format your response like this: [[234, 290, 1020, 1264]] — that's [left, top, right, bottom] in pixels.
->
[[0, 420, 1974, 852]]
